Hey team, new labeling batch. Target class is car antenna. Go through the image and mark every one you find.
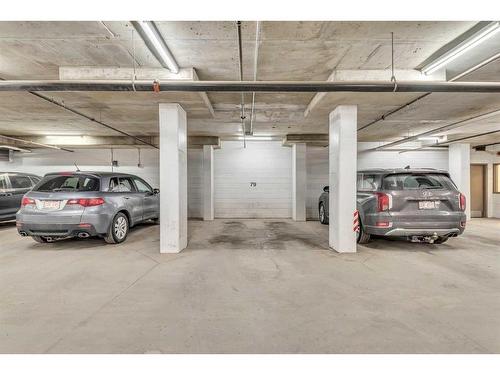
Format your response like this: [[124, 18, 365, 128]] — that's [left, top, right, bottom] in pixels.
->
[[74, 163, 81, 172], [404, 165, 410, 169]]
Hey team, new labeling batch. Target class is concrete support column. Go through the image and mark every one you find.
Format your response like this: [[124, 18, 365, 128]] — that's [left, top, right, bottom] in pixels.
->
[[448, 143, 471, 220], [329, 105, 357, 253], [203, 145, 215, 221], [159, 103, 188, 253], [292, 143, 307, 221]]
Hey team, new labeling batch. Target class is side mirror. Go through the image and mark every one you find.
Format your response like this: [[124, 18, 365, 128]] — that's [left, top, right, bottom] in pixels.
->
[[323, 186, 329, 192], [153, 188, 160, 195]]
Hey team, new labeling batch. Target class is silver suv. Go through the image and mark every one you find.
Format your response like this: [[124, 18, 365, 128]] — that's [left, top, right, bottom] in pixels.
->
[[318, 168, 466, 244], [16, 171, 159, 244]]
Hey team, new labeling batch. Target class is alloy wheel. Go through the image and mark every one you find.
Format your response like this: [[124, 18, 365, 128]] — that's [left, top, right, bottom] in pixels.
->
[[114, 216, 127, 239]]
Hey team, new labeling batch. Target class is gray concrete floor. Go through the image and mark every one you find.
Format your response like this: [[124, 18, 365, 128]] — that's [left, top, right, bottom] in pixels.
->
[[0, 218, 499, 354]]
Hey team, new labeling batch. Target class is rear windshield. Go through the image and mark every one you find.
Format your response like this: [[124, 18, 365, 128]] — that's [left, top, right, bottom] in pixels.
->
[[382, 173, 456, 191], [34, 174, 100, 192]]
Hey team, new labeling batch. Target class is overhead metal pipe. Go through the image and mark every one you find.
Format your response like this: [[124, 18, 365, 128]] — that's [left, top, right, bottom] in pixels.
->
[[249, 21, 262, 136], [432, 128, 500, 146], [29, 92, 158, 149], [374, 107, 500, 151], [235, 21, 246, 145], [358, 53, 500, 132], [3, 80, 500, 93]]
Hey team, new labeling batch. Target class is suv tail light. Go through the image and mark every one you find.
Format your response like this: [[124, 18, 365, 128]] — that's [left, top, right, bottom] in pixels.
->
[[459, 193, 466, 211], [67, 198, 105, 207], [21, 197, 35, 206], [375, 192, 391, 212]]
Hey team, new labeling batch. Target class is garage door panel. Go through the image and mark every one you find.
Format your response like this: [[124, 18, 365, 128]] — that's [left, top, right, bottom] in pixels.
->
[[214, 141, 292, 218]]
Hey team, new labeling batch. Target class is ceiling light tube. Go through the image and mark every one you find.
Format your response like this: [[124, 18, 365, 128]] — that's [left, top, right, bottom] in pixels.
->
[[0, 145, 31, 153], [236, 136, 273, 141], [132, 21, 179, 74], [422, 22, 500, 75]]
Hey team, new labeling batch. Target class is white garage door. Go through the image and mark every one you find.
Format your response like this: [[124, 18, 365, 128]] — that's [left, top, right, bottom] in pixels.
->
[[214, 141, 292, 218]]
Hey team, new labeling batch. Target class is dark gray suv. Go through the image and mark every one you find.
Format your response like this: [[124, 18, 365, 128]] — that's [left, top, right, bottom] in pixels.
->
[[318, 168, 466, 244], [0, 172, 41, 222], [16, 171, 159, 244]]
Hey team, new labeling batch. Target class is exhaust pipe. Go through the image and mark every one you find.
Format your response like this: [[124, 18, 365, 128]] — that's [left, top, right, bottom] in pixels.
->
[[77, 232, 90, 238], [19, 231, 28, 237]]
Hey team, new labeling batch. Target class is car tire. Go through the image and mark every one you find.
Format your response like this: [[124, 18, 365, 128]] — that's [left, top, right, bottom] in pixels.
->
[[319, 203, 328, 225], [104, 212, 129, 244], [356, 221, 371, 244], [434, 236, 449, 244], [32, 236, 48, 243]]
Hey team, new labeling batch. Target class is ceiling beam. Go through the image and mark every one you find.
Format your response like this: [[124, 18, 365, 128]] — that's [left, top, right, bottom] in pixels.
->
[[59, 66, 215, 117], [303, 69, 445, 118]]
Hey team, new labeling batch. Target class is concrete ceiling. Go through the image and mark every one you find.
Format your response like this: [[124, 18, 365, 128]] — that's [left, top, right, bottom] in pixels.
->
[[0, 21, 499, 148]]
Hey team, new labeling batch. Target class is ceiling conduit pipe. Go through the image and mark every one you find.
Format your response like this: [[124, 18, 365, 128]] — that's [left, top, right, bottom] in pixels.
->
[[249, 21, 261, 136], [236, 21, 246, 147], [2, 80, 500, 92]]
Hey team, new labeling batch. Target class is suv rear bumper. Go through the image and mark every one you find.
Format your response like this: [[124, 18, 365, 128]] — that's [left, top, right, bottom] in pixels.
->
[[365, 224, 465, 237], [381, 227, 461, 237]]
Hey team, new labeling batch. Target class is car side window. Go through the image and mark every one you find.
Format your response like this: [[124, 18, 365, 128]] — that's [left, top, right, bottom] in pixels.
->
[[29, 176, 40, 186], [118, 177, 136, 192], [0, 174, 7, 190], [109, 177, 136, 192], [109, 177, 120, 192], [133, 178, 152, 193], [357, 174, 379, 191], [10, 175, 33, 189]]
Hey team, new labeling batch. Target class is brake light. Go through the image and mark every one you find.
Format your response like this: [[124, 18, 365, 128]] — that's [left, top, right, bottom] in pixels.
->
[[67, 198, 105, 207], [375, 192, 391, 211], [459, 193, 466, 211], [375, 221, 392, 228], [21, 197, 35, 206]]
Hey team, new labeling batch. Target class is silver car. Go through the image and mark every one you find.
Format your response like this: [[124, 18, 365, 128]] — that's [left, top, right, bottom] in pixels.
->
[[318, 168, 467, 244], [16, 171, 159, 244]]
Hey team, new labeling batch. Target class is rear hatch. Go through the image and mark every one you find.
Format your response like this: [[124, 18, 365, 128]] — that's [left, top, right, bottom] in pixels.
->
[[21, 173, 101, 224], [382, 172, 463, 228]]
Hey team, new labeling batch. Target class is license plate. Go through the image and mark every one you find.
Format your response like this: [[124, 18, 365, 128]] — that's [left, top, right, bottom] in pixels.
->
[[42, 200, 61, 210], [419, 201, 436, 210]]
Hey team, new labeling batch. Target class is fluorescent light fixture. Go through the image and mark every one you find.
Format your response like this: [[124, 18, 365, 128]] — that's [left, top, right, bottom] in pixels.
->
[[44, 135, 90, 145], [418, 135, 447, 142], [0, 145, 31, 153], [421, 22, 500, 75], [133, 21, 179, 74], [237, 136, 274, 141]]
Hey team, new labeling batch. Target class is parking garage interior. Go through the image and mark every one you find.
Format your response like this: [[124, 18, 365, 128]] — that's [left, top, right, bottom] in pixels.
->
[[1, 20, 500, 354]]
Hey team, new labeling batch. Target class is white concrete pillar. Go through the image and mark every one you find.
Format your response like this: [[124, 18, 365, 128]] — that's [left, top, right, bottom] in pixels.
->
[[159, 103, 188, 253], [329, 105, 357, 253], [203, 145, 215, 221], [448, 143, 471, 220], [292, 143, 307, 221]]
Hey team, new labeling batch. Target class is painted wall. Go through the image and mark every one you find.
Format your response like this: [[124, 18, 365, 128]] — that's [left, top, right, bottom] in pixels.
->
[[470, 149, 500, 218]]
